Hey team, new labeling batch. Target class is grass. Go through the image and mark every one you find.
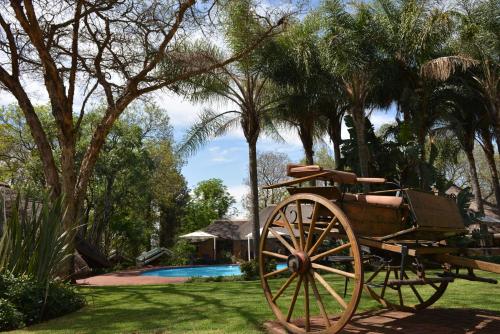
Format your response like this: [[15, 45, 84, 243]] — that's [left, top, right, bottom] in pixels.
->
[[12, 272, 500, 334]]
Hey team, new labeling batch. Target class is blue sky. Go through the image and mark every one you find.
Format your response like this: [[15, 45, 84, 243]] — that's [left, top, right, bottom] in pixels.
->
[[154, 92, 397, 217]]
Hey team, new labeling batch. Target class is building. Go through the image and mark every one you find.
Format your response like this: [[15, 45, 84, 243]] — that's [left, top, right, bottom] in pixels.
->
[[188, 206, 282, 262]]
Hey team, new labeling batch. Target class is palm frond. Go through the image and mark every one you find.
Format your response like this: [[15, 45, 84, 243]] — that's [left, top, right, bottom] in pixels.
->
[[421, 56, 479, 81], [177, 109, 241, 156]]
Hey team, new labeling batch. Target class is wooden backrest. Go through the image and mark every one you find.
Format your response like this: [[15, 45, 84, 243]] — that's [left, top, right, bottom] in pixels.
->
[[405, 190, 465, 229]]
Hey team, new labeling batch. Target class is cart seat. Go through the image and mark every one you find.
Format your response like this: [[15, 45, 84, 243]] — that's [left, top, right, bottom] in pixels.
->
[[343, 194, 403, 208]]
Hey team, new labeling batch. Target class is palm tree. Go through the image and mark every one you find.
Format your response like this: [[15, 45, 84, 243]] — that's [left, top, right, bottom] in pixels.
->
[[373, 0, 453, 189], [177, 1, 289, 258], [433, 83, 485, 214], [320, 0, 389, 190], [421, 0, 499, 151], [265, 16, 328, 165], [180, 65, 280, 258]]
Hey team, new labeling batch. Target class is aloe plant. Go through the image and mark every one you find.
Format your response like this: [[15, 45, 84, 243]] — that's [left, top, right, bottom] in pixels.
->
[[0, 193, 72, 284]]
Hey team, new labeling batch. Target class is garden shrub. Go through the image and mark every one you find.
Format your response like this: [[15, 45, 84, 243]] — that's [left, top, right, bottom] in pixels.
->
[[0, 273, 85, 329], [240, 259, 277, 280], [168, 239, 196, 265], [0, 298, 24, 331]]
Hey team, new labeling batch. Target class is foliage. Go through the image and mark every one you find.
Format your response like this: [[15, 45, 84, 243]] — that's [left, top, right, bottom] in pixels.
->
[[0, 273, 84, 329], [182, 179, 236, 233], [167, 239, 197, 266], [0, 193, 71, 284], [239, 259, 276, 280], [0, 298, 24, 331]]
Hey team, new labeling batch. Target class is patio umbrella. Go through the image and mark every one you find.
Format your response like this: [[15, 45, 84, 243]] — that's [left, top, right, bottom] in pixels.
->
[[244, 228, 287, 261], [179, 231, 218, 260]]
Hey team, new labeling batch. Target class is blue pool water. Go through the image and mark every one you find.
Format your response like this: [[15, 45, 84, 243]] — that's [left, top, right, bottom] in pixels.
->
[[141, 263, 287, 278]]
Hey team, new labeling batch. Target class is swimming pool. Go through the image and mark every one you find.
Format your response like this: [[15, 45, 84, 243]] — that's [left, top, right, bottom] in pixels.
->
[[141, 263, 287, 278]]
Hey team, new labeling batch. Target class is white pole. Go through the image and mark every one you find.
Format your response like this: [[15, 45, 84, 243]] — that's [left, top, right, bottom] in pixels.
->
[[213, 237, 217, 261], [247, 236, 251, 261]]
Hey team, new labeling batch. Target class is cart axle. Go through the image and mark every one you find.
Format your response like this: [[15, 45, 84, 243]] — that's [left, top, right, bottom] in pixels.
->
[[386, 277, 454, 286]]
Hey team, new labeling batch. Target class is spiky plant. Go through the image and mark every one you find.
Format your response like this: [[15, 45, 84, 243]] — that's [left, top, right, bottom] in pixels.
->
[[0, 193, 72, 285]]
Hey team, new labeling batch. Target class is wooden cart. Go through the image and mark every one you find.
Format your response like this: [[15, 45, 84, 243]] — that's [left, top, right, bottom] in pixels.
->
[[258, 164, 500, 334]]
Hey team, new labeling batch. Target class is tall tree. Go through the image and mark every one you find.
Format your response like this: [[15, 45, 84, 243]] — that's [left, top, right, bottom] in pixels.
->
[[0, 0, 285, 233], [178, 1, 289, 257], [320, 0, 389, 189], [181, 179, 235, 234], [434, 83, 485, 213]]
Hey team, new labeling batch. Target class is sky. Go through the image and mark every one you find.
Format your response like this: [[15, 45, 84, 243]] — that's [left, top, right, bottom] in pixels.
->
[[0, 0, 398, 218], [153, 92, 397, 217]]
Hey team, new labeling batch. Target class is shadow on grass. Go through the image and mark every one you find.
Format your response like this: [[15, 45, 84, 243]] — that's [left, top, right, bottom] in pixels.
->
[[20, 282, 269, 333], [265, 308, 500, 334]]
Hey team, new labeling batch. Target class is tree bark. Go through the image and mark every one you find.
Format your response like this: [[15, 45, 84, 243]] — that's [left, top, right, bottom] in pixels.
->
[[479, 129, 500, 209], [464, 148, 484, 214], [327, 113, 343, 170], [351, 107, 370, 192], [298, 120, 314, 165], [248, 139, 260, 259]]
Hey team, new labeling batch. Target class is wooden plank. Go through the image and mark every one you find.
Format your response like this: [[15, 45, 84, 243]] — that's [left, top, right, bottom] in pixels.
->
[[359, 238, 458, 256], [434, 254, 500, 274], [263, 172, 333, 189]]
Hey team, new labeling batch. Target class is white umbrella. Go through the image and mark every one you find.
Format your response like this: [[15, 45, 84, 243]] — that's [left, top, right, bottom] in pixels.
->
[[245, 228, 287, 261], [179, 231, 218, 260]]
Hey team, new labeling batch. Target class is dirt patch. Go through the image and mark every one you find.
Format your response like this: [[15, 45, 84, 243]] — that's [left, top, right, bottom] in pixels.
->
[[264, 308, 500, 333]]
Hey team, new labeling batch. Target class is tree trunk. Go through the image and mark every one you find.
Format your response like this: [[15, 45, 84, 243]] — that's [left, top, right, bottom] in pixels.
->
[[351, 107, 370, 192], [298, 122, 314, 165], [327, 114, 343, 170], [417, 133, 428, 190], [464, 148, 484, 214], [248, 140, 260, 260], [480, 129, 500, 209]]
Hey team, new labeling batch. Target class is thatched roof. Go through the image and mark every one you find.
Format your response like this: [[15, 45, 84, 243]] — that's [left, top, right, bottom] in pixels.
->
[[202, 205, 278, 240]]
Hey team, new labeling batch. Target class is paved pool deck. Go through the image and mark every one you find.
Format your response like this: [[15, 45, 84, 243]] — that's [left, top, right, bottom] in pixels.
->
[[76, 268, 188, 286]]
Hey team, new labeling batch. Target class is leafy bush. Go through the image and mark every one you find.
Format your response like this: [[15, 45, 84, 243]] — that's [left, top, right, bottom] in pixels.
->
[[0, 298, 24, 331], [168, 239, 196, 265], [0, 273, 85, 328], [240, 259, 277, 280]]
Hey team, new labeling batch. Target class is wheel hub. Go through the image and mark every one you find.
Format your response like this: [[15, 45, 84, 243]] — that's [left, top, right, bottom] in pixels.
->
[[287, 251, 310, 274]]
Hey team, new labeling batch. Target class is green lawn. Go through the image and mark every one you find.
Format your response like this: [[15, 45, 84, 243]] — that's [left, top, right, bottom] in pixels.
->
[[13, 272, 500, 334]]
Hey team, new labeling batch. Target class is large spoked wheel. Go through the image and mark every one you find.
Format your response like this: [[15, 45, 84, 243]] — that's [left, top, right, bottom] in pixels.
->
[[259, 194, 363, 334], [364, 256, 449, 312]]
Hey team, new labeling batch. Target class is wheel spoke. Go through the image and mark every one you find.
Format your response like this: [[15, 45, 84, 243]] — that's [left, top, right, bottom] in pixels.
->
[[272, 273, 298, 302], [305, 203, 320, 251], [269, 228, 295, 253], [394, 270, 404, 306], [296, 200, 305, 250], [286, 275, 303, 321], [313, 271, 347, 309], [308, 217, 338, 256], [309, 273, 331, 327], [365, 264, 385, 284], [403, 272, 424, 304], [380, 268, 391, 298], [264, 267, 289, 278], [262, 250, 288, 260], [312, 263, 356, 279], [279, 210, 300, 250], [310, 242, 351, 262], [304, 274, 310, 331]]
